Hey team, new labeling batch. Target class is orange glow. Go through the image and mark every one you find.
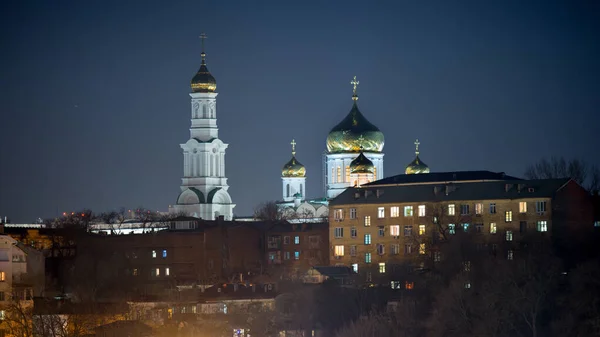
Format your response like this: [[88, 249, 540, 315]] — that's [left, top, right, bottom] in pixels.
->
[[405, 281, 414, 290]]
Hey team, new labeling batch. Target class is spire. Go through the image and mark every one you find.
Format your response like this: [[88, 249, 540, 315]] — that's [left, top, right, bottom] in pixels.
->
[[291, 139, 297, 157], [350, 76, 359, 101], [414, 139, 420, 156], [200, 32, 207, 65]]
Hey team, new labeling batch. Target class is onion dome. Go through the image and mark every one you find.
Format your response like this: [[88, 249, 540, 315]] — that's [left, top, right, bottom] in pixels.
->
[[191, 52, 217, 93], [326, 76, 384, 153], [405, 139, 430, 174], [282, 139, 306, 177], [350, 150, 375, 174]]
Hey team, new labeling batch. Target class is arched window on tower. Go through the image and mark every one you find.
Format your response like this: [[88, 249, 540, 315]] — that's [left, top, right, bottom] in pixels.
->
[[331, 167, 335, 183], [337, 167, 341, 183], [345, 166, 350, 183], [203, 105, 208, 118], [286, 184, 290, 198], [374, 166, 377, 179]]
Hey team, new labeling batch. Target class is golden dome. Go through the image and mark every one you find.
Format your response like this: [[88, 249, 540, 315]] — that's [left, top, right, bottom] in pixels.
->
[[350, 151, 375, 174], [326, 101, 384, 153], [405, 139, 430, 174], [282, 139, 306, 177], [282, 156, 306, 177], [191, 52, 217, 93]]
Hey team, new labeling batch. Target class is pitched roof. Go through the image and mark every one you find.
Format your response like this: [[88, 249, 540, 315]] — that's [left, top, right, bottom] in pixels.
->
[[312, 266, 355, 277], [365, 170, 521, 187], [331, 178, 571, 206]]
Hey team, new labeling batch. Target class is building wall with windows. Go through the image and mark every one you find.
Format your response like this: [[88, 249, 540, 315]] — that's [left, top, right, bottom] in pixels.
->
[[328, 172, 594, 283]]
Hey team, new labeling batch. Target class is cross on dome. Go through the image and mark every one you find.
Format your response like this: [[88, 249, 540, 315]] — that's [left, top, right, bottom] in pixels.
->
[[414, 139, 420, 155], [350, 76, 359, 101], [291, 139, 297, 156], [199, 33, 207, 52]]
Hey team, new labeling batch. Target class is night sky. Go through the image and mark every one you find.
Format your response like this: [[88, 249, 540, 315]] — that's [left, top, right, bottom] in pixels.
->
[[1, 0, 599, 222]]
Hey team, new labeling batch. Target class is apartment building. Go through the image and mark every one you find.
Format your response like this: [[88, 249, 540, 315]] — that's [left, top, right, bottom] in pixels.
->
[[328, 171, 594, 283]]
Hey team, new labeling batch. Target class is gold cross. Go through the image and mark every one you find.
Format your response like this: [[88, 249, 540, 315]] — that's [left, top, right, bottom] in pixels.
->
[[414, 139, 420, 155], [350, 76, 359, 95], [291, 139, 296, 155], [199, 32, 207, 51]]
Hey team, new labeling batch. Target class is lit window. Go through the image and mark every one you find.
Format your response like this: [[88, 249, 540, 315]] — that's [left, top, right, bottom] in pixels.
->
[[391, 281, 401, 289], [536, 201, 547, 214], [155, 268, 160, 277], [364, 234, 371, 245], [489, 203, 497, 214], [418, 205, 426, 217], [350, 227, 357, 238], [352, 263, 358, 273], [405, 281, 414, 290], [294, 236, 300, 244], [448, 204, 456, 216], [0, 310, 4, 320], [334, 209, 343, 221], [337, 166, 341, 183], [536, 221, 548, 232], [391, 244, 400, 255], [334, 227, 344, 238], [364, 216, 371, 227], [419, 243, 426, 255], [519, 202, 527, 213], [345, 166, 350, 183], [334, 245, 344, 257], [462, 223, 469, 232], [475, 203, 483, 215], [0, 272, 4, 282], [294, 251, 300, 260], [365, 253, 372, 263], [162, 250, 167, 258], [350, 245, 357, 256], [419, 225, 426, 235], [350, 208, 357, 219], [506, 231, 513, 241], [505, 211, 513, 222], [133, 268, 138, 276], [594, 221, 600, 228], [165, 267, 170, 276], [404, 225, 413, 236], [390, 225, 400, 237], [507, 250, 514, 260], [404, 244, 413, 255], [404, 206, 414, 217], [460, 205, 469, 215], [378, 226, 385, 237], [490, 222, 497, 234], [377, 244, 385, 255], [390, 206, 400, 218], [463, 261, 471, 272], [448, 224, 456, 235], [464, 282, 471, 289], [152, 250, 157, 258], [378, 207, 385, 218], [379, 262, 386, 273]]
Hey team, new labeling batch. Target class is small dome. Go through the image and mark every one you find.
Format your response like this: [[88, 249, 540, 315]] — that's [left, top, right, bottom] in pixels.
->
[[405, 155, 430, 174], [405, 139, 430, 174], [282, 156, 306, 177], [350, 152, 375, 174], [191, 52, 217, 93]]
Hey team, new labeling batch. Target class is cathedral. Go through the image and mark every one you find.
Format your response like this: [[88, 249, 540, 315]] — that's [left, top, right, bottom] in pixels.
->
[[168, 37, 430, 221], [169, 36, 235, 220], [278, 76, 430, 220]]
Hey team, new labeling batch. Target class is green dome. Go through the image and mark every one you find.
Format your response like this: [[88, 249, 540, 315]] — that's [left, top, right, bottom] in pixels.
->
[[326, 101, 384, 153], [405, 155, 430, 174]]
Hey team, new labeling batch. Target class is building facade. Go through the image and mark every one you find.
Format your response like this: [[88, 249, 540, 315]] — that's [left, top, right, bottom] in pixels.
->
[[328, 171, 595, 283]]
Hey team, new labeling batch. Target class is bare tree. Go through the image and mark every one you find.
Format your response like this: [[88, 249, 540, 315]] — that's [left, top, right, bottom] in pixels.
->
[[524, 156, 600, 192], [254, 201, 287, 222]]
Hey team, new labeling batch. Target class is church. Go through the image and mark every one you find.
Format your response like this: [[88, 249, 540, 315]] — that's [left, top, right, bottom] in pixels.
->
[[168, 37, 430, 221], [277, 76, 430, 221]]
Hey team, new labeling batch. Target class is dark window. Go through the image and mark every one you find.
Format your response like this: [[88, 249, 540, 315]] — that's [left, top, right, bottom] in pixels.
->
[[520, 221, 527, 233]]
